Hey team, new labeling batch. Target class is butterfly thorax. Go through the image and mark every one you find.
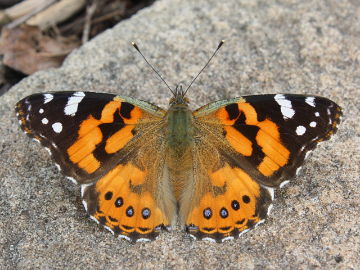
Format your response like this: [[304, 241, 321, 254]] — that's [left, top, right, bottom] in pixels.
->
[[166, 97, 194, 200], [166, 102, 193, 158], [167, 85, 192, 151]]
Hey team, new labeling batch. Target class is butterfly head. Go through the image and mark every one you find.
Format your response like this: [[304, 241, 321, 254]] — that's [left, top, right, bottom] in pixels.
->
[[169, 84, 189, 106]]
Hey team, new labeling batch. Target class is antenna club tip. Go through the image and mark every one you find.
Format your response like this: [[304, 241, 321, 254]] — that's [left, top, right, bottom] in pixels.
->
[[218, 40, 225, 49], [132, 42, 140, 51]]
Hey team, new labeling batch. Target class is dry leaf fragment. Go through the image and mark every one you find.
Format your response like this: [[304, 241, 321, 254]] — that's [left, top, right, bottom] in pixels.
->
[[0, 25, 79, 74]]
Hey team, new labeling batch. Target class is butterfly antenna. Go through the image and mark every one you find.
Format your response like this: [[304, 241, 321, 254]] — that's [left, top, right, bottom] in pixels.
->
[[132, 42, 175, 95], [183, 40, 225, 96]]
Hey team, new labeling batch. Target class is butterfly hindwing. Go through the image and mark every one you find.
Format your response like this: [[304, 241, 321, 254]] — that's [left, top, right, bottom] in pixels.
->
[[182, 94, 341, 241], [180, 125, 274, 242], [81, 128, 175, 242], [16, 91, 175, 242]]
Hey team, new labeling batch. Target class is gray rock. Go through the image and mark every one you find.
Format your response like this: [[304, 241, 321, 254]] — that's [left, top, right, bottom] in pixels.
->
[[1, 0, 359, 269]]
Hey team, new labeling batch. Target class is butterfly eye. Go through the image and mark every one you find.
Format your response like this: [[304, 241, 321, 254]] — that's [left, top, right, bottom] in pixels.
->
[[242, 195, 251, 204], [220, 207, 229, 218], [203, 208, 212, 219]]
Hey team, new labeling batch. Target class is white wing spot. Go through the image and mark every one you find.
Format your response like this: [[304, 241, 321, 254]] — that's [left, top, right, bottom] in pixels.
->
[[90, 215, 99, 224], [81, 183, 93, 197], [188, 234, 197, 240], [267, 204, 273, 216], [64, 92, 85, 116], [41, 118, 49, 124], [66, 176, 77, 184], [52, 122, 63, 133], [296, 125, 306, 136], [315, 112, 320, 117], [305, 150, 313, 160], [82, 200, 88, 212], [202, 237, 216, 243], [104, 226, 115, 235], [305, 97, 316, 107], [55, 163, 61, 171], [309, 121, 317, 127], [39, 108, 44, 114], [265, 187, 275, 200], [280, 180, 290, 188], [45, 147, 51, 155], [43, 94, 54, 104], [118, 234, 131, 242], [296, 167, 302, 175], [255, 219, 265, 228], [221, 236, 234, 242], [137, 238, 152, 242], [239, 229, 250, 237], [274, 94, 295, 119]]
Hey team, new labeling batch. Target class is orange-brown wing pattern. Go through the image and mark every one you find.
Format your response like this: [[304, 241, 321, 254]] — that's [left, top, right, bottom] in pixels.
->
[[82, 130, 176, 242], [16, 91, 175, 242], [193, 94, 342, 187], [183, 94, 341, 242], [16, 91, 165, 184], [179, 120, 273, 242]]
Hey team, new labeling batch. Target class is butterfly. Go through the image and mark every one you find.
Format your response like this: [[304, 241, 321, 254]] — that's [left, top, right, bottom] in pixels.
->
[[15, 43, 342, 243], [15, 88, 342, 242]]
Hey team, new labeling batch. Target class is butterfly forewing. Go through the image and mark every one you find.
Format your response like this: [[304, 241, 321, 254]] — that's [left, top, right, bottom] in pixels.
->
[[16, 91, 165, 183], [194, 94, 342, 187]]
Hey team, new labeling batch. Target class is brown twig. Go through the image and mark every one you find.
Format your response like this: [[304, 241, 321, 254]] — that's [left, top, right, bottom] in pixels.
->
[[5, 0, 57, 29], [82, 0, 97, 44], [27, 0, 86, 30], [0, 0, 49, 25], [91, 8, 125, 25]]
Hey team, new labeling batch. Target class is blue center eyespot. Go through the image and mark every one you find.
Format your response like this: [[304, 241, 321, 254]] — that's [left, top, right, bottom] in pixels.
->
[[231, 200, 240, 210], [220, 207, 229, 218], [203, 208, 212, 219], [126, 206, 134, 217], [114, 197, 123, 207], [142, 208, 151, 219]]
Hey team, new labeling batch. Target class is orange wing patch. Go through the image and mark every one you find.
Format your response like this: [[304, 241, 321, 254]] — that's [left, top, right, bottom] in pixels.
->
[[215, 101, 290, 177], [67, 98, 144, 174], [186, 164, 272, 242], [82, 163, 170, 241], [67, 115, 102, 173]]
